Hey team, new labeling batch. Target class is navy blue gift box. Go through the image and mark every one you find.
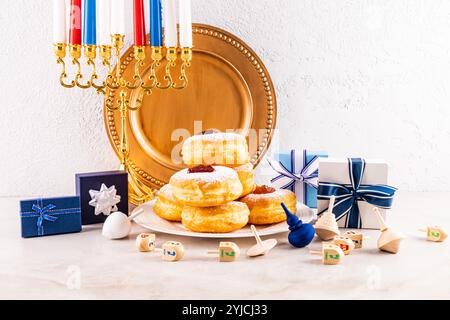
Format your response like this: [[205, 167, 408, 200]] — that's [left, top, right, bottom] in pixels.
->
[[20, 196, 81, 238], [76, 171, 128, 225]]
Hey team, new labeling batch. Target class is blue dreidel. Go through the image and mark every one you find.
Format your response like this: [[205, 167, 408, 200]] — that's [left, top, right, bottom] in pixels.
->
[[281, 203, 315, 248]]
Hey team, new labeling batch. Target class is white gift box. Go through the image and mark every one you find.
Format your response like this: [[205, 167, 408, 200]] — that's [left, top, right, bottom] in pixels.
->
[[317, 158, 392, 230]]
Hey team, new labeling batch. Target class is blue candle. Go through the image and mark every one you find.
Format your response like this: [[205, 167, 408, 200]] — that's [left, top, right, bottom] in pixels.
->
[[83, 0, 96, 45], [150, 0, 162, 46]]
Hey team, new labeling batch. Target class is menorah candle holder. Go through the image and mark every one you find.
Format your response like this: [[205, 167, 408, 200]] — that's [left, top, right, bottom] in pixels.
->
[[54, 35, 192, 205]]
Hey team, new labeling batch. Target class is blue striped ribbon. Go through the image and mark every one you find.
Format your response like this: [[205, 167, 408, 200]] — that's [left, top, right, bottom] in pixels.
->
[[317, 158, 397, 228]]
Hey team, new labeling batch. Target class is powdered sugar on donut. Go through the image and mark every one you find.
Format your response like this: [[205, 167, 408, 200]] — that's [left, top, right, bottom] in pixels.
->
[[241, 189, 293, 202], [234, 162, 253, 172], [171, 166, 239, 183], [158, 184, 178, 202]]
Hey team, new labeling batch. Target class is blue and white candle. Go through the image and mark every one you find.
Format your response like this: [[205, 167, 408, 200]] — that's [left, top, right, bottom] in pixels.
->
[[150, 0, 162, 46], [83, 0, 97, 45]]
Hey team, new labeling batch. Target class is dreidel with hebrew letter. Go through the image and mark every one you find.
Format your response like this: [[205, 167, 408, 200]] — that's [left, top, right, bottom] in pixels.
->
[[135, 233, 156, 252], [419, 226, 448, 242], [208, 242, 240, 262], [311, 244, 344, 265], [155, 241, 185, 262], [344, 231, 365, 249], [330, 236, 355, 255]]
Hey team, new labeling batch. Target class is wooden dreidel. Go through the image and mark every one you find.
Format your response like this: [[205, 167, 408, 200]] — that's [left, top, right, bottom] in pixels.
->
[[135, 233, 156, 252], [102, 209, 145, 240], [314, 196, 340, 241], [310, 243, 344, 265], [419, 226, 448, 242], [373, 207, 405, 254], [331, 236, 355, 255], [247, 225, 277, 257], [344, 231, 365, 249], [155, 241, 185, 261], [208, 242, 240, 262], [281, 203, 315, 248]]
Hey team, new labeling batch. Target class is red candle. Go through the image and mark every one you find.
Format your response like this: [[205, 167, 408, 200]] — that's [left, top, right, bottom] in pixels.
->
[[133, 0, 146, 46], [69, 0, 82, 45]]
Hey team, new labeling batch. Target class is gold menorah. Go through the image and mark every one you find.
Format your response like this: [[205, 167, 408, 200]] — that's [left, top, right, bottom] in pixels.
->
[[53, 35, 192, 204]]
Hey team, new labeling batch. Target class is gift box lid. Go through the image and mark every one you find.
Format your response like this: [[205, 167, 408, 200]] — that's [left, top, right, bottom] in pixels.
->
[[319, 158, 388, 184], [75, 170, 127, 179], [20, 196, 81, 211]]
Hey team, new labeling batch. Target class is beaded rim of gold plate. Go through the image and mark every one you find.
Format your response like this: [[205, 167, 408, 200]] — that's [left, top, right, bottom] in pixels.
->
[[105, 24, 277, 189]]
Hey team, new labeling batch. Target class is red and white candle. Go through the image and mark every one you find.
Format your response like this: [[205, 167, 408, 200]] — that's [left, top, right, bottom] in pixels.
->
[[69, 0, 82, 45], [111, 0, 125, 35], [97, 0, 112, 46], [53, 0, 67, 44], [163, 0, 177, 48], [179, 0, 193, 48], [133, 0, 146, 46]]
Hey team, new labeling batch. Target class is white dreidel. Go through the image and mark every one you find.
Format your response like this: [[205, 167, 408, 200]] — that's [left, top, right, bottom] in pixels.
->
[[373, 207, 405, 254], [208, 242, 240, 262], [314, 196, 340, 241], [310, 243, 345, 265], [247, 225, 278, 257], [419, 226, 447, 242], [154, 241, 185, 262], [102, 208, 145, 240]]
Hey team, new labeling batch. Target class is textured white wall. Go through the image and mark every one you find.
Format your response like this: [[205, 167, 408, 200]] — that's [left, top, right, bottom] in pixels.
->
[[1, 0, 449, 197]]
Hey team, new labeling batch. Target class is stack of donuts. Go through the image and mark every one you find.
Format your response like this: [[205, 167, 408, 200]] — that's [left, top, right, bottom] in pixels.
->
[[154, 132, 297, 233]]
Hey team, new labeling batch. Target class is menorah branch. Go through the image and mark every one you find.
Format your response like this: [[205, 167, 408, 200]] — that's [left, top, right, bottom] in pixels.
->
[[54, 40, 192, 205]]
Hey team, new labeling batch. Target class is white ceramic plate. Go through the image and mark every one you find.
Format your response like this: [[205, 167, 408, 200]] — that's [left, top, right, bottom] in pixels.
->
[[132, 201, 316, 239]]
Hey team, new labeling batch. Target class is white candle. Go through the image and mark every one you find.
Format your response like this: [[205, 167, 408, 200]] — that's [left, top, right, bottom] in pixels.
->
[[111, 0, 125, 35], [163, 0, 177, 47], [179, 0, 192, 48], [53, 0, 67, 44], [97, 0, 111, 45]]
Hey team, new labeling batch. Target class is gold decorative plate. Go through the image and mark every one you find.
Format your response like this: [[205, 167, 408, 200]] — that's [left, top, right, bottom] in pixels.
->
[[104, 24, 277, 190]]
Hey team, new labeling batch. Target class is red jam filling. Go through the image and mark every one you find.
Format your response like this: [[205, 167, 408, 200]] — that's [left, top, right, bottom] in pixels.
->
[[253, 185, 276, 194], [188, 165, 215, 173]]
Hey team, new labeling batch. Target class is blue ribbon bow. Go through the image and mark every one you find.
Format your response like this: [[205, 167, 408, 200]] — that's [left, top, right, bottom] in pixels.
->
[[317, 158, 397, 228], [268, 150, 320, 203], [32, 203, 58, 236]]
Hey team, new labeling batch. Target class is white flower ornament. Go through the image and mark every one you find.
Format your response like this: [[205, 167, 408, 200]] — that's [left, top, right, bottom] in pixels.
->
[[89, 184, 121, 216]]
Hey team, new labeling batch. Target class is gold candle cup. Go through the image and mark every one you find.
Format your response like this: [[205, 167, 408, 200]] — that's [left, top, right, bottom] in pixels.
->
[[84, 45, 97, 60], [69, 44, 82, 59], [134, 46, 146, 61], [54, 43, 67, 58], [99, 45, 112, 61]]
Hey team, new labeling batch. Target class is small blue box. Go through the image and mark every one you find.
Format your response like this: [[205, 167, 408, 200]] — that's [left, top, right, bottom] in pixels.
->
[[20, 196, 81, 238], [76, 171, 128, 225], [270, 150, 328, 208]]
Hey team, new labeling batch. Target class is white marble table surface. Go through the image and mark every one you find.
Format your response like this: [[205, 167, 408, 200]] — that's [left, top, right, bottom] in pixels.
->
[[1, 192, 449, 300]]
